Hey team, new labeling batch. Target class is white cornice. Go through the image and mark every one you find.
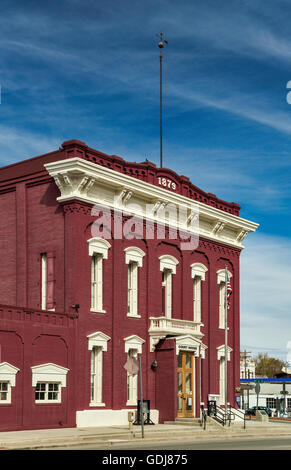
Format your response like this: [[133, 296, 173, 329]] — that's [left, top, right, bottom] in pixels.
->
[[45, 157, 259, 250]]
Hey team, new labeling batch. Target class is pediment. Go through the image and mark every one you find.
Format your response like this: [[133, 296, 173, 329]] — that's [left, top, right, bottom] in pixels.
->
[[31, 363, 69, 387], [87, 331, 111, 351], [0, 362, 19, 386]]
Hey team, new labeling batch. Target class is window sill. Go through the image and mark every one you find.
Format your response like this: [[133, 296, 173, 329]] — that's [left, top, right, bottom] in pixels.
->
[[127, 313, 141, 319], [89, 402, 106, 407], [126, 401, 137, 407], [35, 401, 62, 405], [90, 309, 106, 314]]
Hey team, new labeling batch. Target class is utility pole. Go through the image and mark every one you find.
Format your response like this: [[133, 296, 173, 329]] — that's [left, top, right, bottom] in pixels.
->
[[240, 350, 251, 378], [138, 355, 144, 438], [157, 33, 168, 168]]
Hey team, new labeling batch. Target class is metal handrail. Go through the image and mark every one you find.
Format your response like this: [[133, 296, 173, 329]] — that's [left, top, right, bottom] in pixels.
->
[[213, 406, 228, 426], [232, 407, 247, 429]]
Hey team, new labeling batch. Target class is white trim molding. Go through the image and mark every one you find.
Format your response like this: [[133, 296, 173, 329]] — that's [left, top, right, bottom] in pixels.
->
[[31, 363, 69, 387], [217, 269, 233, 284], [191, 263, 208, 281], [159, 255, 179, 274], [124, 335, 145, 354], [88, 237, 111, 259], [0, 362, 19, 387], [88, 237, 111, 314], [217, 345, 233, 361], [124, 247, 146, 267], [175, 334, 204, 357], [45, 157, 259, 250], [87, 331, 111, 351]]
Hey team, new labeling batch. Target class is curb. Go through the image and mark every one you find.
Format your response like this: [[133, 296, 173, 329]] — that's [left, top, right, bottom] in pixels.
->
[[3, 425, 291, 450]]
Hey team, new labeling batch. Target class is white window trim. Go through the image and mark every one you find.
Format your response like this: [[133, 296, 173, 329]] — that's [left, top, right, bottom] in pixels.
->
[[159, 255, 179, 319], [31, 363, 69, 387], [87, 331, 110, 407], [88, 238, 111, 313], [191, 263, 208, 281], [217, 269, 232, 329], [0, 362, 19, 405], [125, 247, 145, 318], [217, 345, 232, 361], [0, 381, 11, 404], [126, 349, 138, 406], [159, 255, 179, 275], [124, 335, 145, 355], [124, 336, 144, 406], [217, 345, 232, 405], [191, 263, 207, 324], [35, 382, 61, 404], [41, 253, 47, 310], [124, 247, 146, 267]]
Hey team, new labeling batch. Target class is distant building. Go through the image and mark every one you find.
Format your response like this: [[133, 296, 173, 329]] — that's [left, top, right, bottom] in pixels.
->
[[240, 378, 291, 416], [240, 355, 256, 379]]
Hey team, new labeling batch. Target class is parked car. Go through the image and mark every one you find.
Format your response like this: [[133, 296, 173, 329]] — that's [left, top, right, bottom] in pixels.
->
[[245, 406, 272, 417]]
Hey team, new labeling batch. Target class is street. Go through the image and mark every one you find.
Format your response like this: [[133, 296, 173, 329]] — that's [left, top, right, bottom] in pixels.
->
[[45, 435, 291, 451]]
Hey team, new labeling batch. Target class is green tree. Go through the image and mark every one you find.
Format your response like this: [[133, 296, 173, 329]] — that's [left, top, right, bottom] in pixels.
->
[[254, 353, 288, 378]]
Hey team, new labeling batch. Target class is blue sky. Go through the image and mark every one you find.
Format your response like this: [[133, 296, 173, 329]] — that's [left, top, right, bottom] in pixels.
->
[[0, 0, 291, 363]]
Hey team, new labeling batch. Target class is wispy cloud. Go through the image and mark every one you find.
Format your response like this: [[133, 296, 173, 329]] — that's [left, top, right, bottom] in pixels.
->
[[240, 233, 291, 362]]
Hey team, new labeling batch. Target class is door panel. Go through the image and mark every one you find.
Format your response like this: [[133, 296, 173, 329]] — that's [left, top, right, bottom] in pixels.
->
[[177, 351, 194, 417]]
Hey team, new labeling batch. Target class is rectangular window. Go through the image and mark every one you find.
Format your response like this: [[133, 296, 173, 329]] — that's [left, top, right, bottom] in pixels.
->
[[219, 281, 226, 328], [219, 357, 225, 405], [193, 276, 201, 323], [127, 349, 138, 405], [266, 398, 276, 408], [90, 346, 103, 405], [162, 269, 172, 318], [41, 253, 55, 311], [35, 382, 61, 403], [41, 253, 47, 310], [128, 262, 138, 316], [0, 382, 10, 403], [91, 254, 104, 312]]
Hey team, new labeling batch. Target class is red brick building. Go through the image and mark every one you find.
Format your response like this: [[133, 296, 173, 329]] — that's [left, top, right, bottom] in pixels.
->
[[0, 140, 258, 430]]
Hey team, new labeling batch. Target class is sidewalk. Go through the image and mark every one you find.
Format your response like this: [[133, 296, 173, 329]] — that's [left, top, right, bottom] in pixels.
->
[[1, 419, 291, 450]]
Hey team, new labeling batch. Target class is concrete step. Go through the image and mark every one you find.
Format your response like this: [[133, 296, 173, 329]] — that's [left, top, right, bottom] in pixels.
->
[[163, 418, 201, 427]]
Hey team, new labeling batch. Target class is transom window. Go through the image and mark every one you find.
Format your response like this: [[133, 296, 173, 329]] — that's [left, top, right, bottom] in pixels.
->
[[35, 382, 61, 402]]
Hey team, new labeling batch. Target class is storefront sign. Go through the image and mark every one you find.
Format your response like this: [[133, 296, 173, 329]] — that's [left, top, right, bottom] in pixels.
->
[[178, 345, 196, 351]]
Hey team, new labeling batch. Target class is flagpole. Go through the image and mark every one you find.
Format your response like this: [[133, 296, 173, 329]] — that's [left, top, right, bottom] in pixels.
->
[[138, 355, 145, 438], [224, 265, 228, 416], [157, 33, 168, 168]]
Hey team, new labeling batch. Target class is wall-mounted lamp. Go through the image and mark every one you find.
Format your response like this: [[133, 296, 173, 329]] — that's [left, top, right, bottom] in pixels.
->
[[151, 360, 158, 371], [71, 304, 80, 313]]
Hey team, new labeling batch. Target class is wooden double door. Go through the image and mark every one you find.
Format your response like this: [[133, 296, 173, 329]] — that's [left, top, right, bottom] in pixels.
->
[[177, 351, 194, 418]]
